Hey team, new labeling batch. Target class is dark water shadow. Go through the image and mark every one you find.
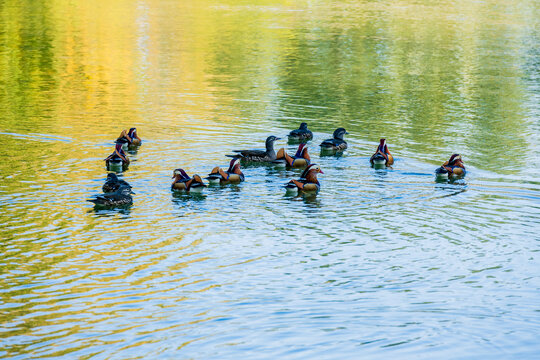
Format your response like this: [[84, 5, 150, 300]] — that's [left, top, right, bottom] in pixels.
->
[[106, 163, 129, 173], [434, 178, 468, 198], [171, 191, 207, 202], [88, 204, 132, 216], [127, 146, 140, 156], [320, 149, 345, 158]]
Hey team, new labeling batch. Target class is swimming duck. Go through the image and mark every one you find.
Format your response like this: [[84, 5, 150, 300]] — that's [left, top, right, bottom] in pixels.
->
[[284, 164, 324, 193], [435, 154, 466, 179], [319, 128, 348, 152], [171, 169, 207, 193], [288, 123, 313, 142], [275, 143, 311, 168], [127, 128, 141, 146], [105, 138, 130, 168], [370, 138, 394, 166], [227, 135, 281, 162], [117, 128, 142, 149], [206, 158, 245, 184], [88, 185, 133, 207], [102, 173, 131, 193]]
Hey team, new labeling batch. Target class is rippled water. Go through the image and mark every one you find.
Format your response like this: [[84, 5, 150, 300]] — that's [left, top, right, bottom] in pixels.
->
[[1, 0, 539, 358]]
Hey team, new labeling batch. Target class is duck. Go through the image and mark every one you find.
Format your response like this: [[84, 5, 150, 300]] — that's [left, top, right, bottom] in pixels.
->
[[171, 169, 207, 193], [126, 127, 142, 146], [206, 158, 245, 184], [370, 138, 394, 166], [102, 173, 131, 193], [226, 135, 281, 162], [105, 138, 130, 168], [287, 123, 313, 142], [88, 185, 133, 207], [319, 128, 348, 152], [275, 143, 311, 168], [117, 128, 142, 148], [435, 154, 466, 179], [284, 164, 324, 193]]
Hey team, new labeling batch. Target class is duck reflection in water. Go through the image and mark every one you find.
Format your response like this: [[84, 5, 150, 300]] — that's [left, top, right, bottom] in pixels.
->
[[434, 181, 467, 198]]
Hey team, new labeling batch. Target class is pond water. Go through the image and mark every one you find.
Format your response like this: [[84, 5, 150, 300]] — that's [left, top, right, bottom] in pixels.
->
[[1, 0, 539, 358]]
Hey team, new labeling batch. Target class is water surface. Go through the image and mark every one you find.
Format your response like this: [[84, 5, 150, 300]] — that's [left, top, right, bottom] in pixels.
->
[[0, 0, 539, 358]]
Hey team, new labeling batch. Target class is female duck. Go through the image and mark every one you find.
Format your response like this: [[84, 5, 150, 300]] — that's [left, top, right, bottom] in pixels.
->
[[284, 164, 324, 193], [370, 138, 394, 166], [105, 138, 130, 168], [275, 143, 311, 168], [88, 185, 133, 207], [288, 123, 313, 142], [171, 169, 207, 193], [435, 154, 466, 179], [319, 128, 348, 152], [206, 159, 245, 184], [227, 135, 280, 162], [102, 173, 131, 193]]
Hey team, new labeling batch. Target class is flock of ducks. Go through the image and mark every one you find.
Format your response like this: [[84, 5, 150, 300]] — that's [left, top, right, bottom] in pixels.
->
[[88, 124, 466, 207]]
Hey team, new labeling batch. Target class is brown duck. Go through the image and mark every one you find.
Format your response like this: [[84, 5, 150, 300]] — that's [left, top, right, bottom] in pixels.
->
[[105, 138, 130, 168], [275, 143, 311, 168], [206, 159, 245, 184], [171, 169, 207, 193], [370, 138, 394, 166], [435, 154, 466, 179], [284, 164, 323, 193]]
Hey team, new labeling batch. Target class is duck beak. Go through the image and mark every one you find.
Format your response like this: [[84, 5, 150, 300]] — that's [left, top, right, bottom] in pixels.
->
[[319, 170, 324, 174]]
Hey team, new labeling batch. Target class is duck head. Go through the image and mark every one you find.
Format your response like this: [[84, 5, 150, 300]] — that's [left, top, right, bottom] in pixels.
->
[[128, 128, 137, 138], [114, 138, 129, 153], [378, 138, 388, 153], [294, 143, 310, 160], [448, 154, 463, 166], [300, 163, 324, 179], [448, 154, 464, 167], [299, 122, 309, 130], [107, 173, 119, 182], [333, 128, 348, 140], [227, 158, 242, 174], [265, 135, 281, 151], [172, 168, 190, 180]]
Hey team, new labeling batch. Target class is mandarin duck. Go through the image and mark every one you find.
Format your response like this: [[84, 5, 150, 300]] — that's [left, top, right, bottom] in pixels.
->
[[370, 138, 394, 166], [284, 164, 324, 193], [171, 169, 207, 193], [275, 143, 311, 168], [435, 154, 466, 179], [105, 138, 130, 168]]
